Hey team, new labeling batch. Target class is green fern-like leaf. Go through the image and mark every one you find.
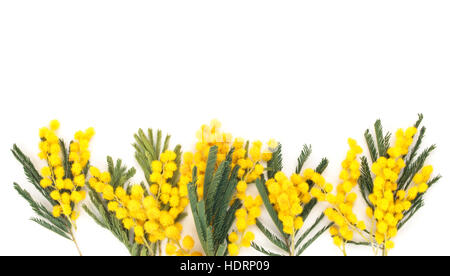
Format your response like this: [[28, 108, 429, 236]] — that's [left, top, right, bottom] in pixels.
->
[[267, 145, 283, 179], [255, 219, 289, 253], [295, 144, 312, 174], [296, 223, 332, 256], [251, 242, 283, 256]]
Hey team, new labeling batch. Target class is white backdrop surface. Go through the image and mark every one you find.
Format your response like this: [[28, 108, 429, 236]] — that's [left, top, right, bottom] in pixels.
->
[[0, 1, 449, 256]]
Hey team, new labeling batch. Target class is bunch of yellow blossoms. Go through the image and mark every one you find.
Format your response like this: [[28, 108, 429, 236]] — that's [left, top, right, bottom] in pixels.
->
[[166, 235, 202, 256], [227, 139, 275, 255], [38, 120, 94, 223], [227, 193, 263, 256], [89, 150, 196, 255], [180, 120, 273, 198], [180, 120, 232, 199], [266, 171, 313, 235], [367, 126, 432, 254], [312, 139, 367, 254], [180, 120, 272, 256]]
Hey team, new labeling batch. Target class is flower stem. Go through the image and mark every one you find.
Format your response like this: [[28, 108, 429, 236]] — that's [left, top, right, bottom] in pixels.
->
[[290, 233, 295, 256], [70, 229, 82, 256]]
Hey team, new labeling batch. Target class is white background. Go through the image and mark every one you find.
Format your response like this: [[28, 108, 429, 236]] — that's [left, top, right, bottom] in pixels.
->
[[1, 1, 449, 256]]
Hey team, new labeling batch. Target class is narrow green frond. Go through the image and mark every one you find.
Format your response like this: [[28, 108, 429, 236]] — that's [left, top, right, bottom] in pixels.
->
[[295, 213, 325, 249], [155, 130, 162, 159], [300, 198, 317, 221], [364, 130, 378, 162], [11, 145, 55, 203], [346, 240, 373, 247], [251, 242, 283, 256], [59, 139, 71, 179], [203, 146, 218, 198], [405, 126, 426, 165], [82, 205, 107, 229], [295, 144, 312, 174], [216, 242, 228, 256], [414, 113, 424, 128], [255, 178, 286, 238], [358, 156, 374, 208], [30, 218, 72, 240], [383, 132, 392, 154], [427, 175, 442, 189], [296, 223, 332, 256], [205, 163, 225, 222], [206, 226, 215, 256], [398, 200, 424, 230], [256, 219, 289, 252], [399, 145, 436, 190], [267, 145, 283, 179], [374, 119, 387, 157], [315, 158, 329, 174]]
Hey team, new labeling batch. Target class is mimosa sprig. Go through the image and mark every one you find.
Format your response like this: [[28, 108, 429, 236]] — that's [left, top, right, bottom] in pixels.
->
[[12, 120, 94, 255]]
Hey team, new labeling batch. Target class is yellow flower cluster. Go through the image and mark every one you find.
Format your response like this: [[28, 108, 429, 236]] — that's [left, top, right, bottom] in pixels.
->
[[228, 231, 256, 256], [316, 139, 366, 250], [227, 194, 263, 256], [266, 171, 317, 235], [367, 126, 431, 252], [180, 120, 273, 199], [38, 120, 93, 222], [89, 150, 189, 252], [180, 120, 233, 198], [235, 140, 272, 190], [228, 139, 276, 256], [166, 235, 202, 256], [148, 151, 189, 220]]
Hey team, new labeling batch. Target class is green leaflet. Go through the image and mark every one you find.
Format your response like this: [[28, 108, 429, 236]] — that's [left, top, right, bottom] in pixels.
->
[[364, 130, 378, 163], [358, 156, 374, 208], [255, 219, 289, 253], [251, 242, 283, 256], [31, 218, 71, 240], [295, 213, 324, 249], [295, 144, 312, 174], [12, 144, 53, 204], [296, 223, 332, 256], [374, 119, 388, 158], [203, 146, 218, 197], [267, 144, 283, 179], [255, 177, 285, 237]]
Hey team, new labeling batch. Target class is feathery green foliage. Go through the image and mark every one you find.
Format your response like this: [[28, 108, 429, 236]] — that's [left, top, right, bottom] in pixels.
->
[[188, 146, 241, 256], [364, 130, 378, 163], [251, 242, 283, 256], [296, 223, 332, 256], [255, 219, 290, 253], [267, 144, 283, 179], [12, 143, 79, 251], [358, 156, 374, 208], [133, 128, 182, 187], [295, 144, 312, 174]]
